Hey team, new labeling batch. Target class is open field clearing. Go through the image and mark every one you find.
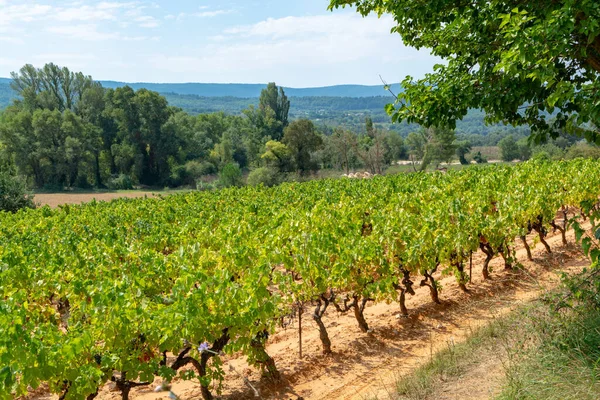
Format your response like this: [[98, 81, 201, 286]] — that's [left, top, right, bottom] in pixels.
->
[[33, 192, 158, 208]]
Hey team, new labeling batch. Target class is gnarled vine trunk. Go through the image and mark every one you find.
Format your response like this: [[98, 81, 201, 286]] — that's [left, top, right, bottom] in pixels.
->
[[479, 242, 494, 280], [520, 235, 533, 261], [420, 264, 441, 304], [352, 295, 371, 333], [314, 296, 333, 354], [250, 331, 280, 381]]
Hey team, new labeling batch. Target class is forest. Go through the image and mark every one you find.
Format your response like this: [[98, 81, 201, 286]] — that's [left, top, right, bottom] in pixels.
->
[[0, 63, 412, 190], [0, 63, 596, 192], [0, 76, 533, 137]]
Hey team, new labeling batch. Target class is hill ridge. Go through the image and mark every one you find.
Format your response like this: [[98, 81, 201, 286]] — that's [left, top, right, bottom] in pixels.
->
[[0, 77, 400, 98]]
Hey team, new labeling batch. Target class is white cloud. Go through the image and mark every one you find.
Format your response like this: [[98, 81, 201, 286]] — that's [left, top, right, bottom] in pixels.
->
[[0, 3, 53, 25], [135, 15, 160, 28], [148, 13, 438, 86], [46, 24, 151, 41], [192, 9, 232, 18]]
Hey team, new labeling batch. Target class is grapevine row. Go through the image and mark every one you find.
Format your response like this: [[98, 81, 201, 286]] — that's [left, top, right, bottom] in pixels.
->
[[0, 159, 599, 400]]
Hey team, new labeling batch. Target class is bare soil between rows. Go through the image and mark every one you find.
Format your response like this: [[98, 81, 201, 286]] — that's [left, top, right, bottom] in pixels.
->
[[32, 225, 589, 400]]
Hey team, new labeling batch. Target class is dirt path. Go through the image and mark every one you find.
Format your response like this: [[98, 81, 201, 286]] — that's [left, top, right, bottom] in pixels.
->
[[432, 355, 506, 400], [34, 226, 589, 400]]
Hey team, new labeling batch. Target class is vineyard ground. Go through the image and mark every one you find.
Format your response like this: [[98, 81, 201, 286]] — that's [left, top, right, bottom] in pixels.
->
[[31, 223, 589, 400]]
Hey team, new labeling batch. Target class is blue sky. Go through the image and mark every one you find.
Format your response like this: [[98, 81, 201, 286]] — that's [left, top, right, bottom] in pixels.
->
[[0, 0, 439, 87]]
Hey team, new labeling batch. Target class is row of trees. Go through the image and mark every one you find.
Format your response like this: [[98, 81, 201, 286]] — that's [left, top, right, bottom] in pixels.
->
[[3, 63, 593, 191], [0, 64, 415, 190]]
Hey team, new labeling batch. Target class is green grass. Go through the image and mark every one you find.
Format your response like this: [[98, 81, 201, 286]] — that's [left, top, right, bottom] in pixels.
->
[[394, 309, 512, 400], [391, 294, 600, 400], [497, 303, 600, 400]]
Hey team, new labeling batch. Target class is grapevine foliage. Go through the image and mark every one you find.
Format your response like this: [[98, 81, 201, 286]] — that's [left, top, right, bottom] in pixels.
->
[[1, 159, 599, 399]]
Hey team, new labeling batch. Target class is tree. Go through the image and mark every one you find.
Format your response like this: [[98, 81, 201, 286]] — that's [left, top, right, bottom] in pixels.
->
[[473, 151, 488, 164], [261, 140, 294, 173], [329, 0, 600, 143], [498, 135, 520, 161], [406, 131, 426, 171], [330, 128, 357, 173], [258, 83, 290, 140], [217, 162, 243, 188], [455, 140, 472, 165], [384, 131, 407, 164], [282, 119, 323, 174], [516, 138, 532, 161], [408, 127, 457, 171], [10, 63, 96, 112], [0, 166, 35, 212]]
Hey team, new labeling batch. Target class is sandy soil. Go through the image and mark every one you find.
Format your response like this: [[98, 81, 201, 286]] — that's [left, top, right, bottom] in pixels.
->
[[32, 224, 589, 400], [33, 192, 157, 208]]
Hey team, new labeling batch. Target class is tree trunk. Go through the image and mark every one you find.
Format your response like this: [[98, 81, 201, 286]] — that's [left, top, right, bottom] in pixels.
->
[[420, 267, 441, 304], [399, 289, 408, 317], [551, 219, 568, 246], [531, 216, 552, 254], [94, 152, 103, 188], [521, 235, 533, 261], [499, 245, 513, 270], [313, 299, 332, 354], [480, 242, 494, 280], [352, 296, 370, 333], [396, 268, 415, 317], [87, 391, 99, 400], [198, 329, 230, 400], [250, 335, 280, 381], [586, 35, 600, 72], [456, 262, 469, 292], [534, 228, 552, 254]]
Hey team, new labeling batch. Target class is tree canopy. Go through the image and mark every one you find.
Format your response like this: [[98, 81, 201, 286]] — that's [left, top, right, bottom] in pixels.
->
[[329, 0, 600, 143]]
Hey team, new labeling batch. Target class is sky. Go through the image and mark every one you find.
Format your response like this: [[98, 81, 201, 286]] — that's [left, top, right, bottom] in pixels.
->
[[0, 0, 440, 87]]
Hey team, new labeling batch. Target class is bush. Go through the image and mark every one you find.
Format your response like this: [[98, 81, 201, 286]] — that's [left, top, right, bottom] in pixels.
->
[[187, 160, 217, 177], [247, 167, 280, 187], [531, 151, 551, 162], [565, 143, 600, 160], [107, 174, 134, 190], [472, 151, 488, 164], [532, 143, 564, 160], [217, 163, 243, 188], [196, 180, 217, 191], [0, 170, 35, 213], [498, 135, 520, 161]]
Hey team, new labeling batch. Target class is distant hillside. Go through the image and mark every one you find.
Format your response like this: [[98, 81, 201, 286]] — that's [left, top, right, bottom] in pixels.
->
[[0, 82, 12, 109], [0, 78, 527, 137], [162, 93, 392, 115], [98, 81, 400, 98]]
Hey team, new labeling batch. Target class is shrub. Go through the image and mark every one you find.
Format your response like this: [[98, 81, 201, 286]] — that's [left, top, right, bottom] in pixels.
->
[[187, 160, 217, 177], [532, 151, 551, 162], [565, 143, 600, 160], [107, 174, 134, 190], [532, 143, 564, 160], [472, 151, 488, 164], [217, 163, 243, 188], [498, 135, 520, 161], [0, 169, 35, 213], [247, 167, 280, 187]]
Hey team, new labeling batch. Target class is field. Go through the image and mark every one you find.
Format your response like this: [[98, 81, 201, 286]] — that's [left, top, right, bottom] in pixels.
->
[[33, 191, 158, 208], [2, 160, 600, 400]]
